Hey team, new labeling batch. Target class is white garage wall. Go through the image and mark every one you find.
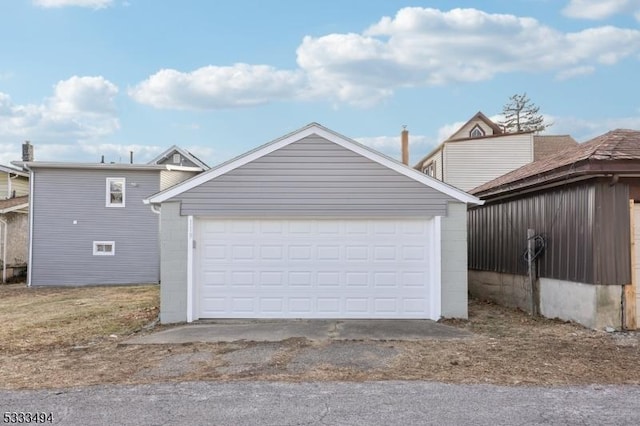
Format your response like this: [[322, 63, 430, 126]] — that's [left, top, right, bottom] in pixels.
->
[[160, 201, 189, 323], [159, 200, 470, 323], [440, 202, 469, 319]]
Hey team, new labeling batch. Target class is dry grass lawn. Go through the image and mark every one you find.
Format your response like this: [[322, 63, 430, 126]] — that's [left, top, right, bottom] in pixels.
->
[[0, 283, 639, 390], [0, 284, 159, 352]]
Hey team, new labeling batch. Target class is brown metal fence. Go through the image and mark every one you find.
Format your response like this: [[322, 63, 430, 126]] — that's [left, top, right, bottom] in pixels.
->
[[468, 179, 630, 286]]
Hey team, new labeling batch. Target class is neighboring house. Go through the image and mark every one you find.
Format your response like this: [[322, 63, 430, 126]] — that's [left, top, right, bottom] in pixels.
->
[[149, 145, 209, 169], [413, 112, 577, 192], [468, 129, 640, 330], [0, 164, 30, 282], [144, 123, 482, 324], [15, 146, 207, 287]]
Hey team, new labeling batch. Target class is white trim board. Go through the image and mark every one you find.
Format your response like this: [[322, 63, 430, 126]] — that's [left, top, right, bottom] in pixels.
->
[[145, 123, 483, 206]]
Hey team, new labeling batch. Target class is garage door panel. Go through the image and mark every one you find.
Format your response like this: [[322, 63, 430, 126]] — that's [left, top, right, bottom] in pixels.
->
[[197, 218, 435, 319]]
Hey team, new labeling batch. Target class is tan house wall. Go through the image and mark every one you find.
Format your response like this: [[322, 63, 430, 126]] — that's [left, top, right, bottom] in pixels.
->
[[444, 132, 533, 192], [0, 173, 29, 199]]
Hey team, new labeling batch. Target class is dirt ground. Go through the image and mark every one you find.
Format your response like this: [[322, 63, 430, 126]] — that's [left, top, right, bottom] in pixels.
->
[[1, 284, 639, 390]]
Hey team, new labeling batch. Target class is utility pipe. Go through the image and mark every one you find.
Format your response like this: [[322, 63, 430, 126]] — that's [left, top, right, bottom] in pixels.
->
[[0, 218, 7, 283]]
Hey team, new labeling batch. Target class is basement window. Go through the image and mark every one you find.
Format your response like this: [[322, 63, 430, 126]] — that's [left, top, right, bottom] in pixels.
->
[[93, 241, 115, 256], [106, 177, 125, 207]]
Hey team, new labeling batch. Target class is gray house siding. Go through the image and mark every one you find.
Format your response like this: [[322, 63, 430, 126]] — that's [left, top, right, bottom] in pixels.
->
[[31, 168, 161, 286], [175, 136, 456, 217]]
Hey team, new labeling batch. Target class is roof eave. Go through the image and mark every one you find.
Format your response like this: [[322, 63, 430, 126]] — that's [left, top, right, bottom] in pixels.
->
[[147, 122, 483, 206]]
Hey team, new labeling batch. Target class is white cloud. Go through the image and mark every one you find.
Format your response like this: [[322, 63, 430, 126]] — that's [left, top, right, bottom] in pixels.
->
[[129, 64, 306, 110], [547, 114, 640, 141], [562, 0, 640, 20], [33, 0, 113, 9], [555, 65, 595, 80], [130, 7, 640, 109], [0, 76, 120, 160]]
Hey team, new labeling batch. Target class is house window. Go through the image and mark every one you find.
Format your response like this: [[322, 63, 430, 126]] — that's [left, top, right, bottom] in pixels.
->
[[172, 153, 181, 164], [106, 178, 125, 207], [469, 124, 485, 138], [422, 162, 436, 178], [93, 241, 115, 256]]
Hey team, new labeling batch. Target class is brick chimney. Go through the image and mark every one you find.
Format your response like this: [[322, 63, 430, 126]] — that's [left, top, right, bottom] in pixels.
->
[[22, 141, 34, 162], [401, 126, 409, 165]]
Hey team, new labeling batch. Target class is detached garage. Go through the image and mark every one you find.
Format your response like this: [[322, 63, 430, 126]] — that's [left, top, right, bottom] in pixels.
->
[[145, 123, 481, 324]]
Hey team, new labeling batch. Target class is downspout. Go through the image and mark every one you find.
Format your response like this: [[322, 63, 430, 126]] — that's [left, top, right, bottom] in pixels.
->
[[26, 165, 34, 287], [440, 146, 445, 181], [9, 173, 21, 198], [0, 218, 6, 283]]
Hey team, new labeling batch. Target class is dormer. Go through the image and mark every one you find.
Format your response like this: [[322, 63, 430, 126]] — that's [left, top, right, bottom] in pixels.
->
[[149, 145, 209, 170], [447, 111, 503, 141]]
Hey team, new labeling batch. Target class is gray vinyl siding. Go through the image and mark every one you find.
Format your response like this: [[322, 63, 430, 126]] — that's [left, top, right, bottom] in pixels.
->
[[30, 168, 161, 286], [175, 136, 456, 218], [160, 170, 199, 191]]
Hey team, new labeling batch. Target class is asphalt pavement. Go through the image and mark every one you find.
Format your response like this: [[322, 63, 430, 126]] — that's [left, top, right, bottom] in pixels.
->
[[2, 381, 639, 425]]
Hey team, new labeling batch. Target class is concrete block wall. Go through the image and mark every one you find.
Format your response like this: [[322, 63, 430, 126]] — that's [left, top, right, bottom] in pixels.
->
[[440, 202, 468, 318], [540, 278, 621, 330], [469, 270, 532, 312], [159, 201, 188, 323], [469, 270, 623, 330]]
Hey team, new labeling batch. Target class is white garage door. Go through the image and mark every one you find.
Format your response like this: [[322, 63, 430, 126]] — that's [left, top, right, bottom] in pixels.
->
[[195, 218, 437, 319]]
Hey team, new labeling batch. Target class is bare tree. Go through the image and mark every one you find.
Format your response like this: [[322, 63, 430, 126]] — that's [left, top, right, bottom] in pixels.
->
[[499, 93, 551, 133]]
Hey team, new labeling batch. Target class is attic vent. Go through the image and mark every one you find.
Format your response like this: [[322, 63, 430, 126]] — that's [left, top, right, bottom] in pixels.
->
[[172, 153, 181, 164], [470, 124, 485, 138]]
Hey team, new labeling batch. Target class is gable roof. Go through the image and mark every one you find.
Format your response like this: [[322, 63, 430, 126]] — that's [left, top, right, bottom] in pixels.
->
[[472, 129, 640, 198], [148, 145, 209, 170], [145, 122, 482, 205], [533, 135, 578, 161], [413, 111, 513, 169], [0, 164, 29, 178], [446, 111, 503, 142]]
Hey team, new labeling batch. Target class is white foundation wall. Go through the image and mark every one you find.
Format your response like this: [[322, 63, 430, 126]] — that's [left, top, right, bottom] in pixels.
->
[[539, 278, 621, 330], [469, 270, 622, 329]]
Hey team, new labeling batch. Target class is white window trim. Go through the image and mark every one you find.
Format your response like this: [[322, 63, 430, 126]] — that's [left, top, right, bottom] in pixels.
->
[[106, 177, 126, 208], [172, 153, 181, 164], [93, 241, 115, 256], [469, 124, 485, 138], [422, 161, 436, 178]]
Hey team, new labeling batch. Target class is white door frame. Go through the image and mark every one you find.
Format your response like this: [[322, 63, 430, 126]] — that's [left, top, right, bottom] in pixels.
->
[[191, 217, 442, 320]]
